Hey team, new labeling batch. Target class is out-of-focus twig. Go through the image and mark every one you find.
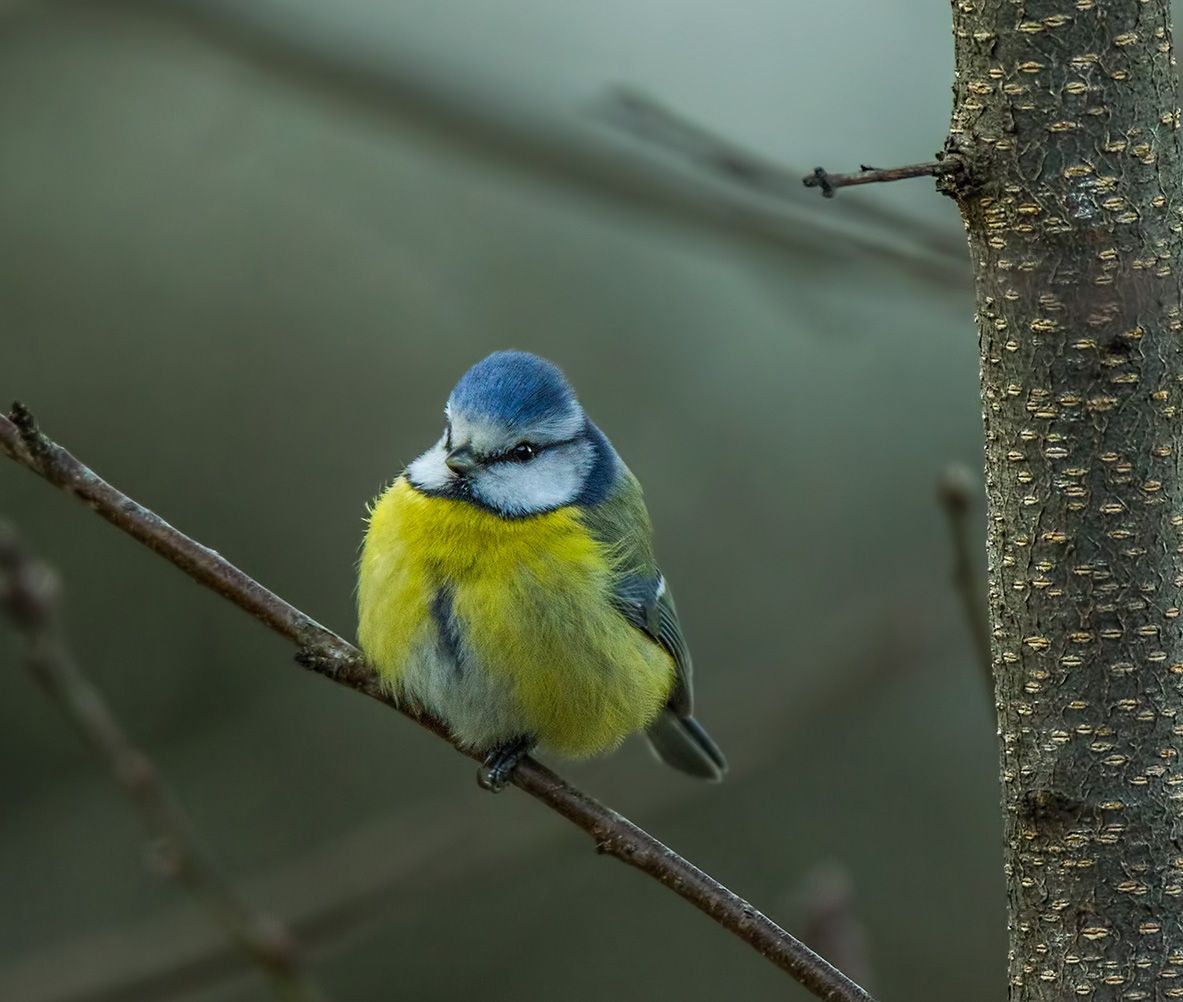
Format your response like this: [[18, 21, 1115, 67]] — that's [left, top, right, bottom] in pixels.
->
[[1, 599, 920, 1002], [785, 863, 873, 993], [600, 88, 968, 266], [0, 402, 878, 1002], [0, 795, 524, 1002], [938, 464, 993, 691], [90, 0, 968, 290], [0, 524, 328, 1002]]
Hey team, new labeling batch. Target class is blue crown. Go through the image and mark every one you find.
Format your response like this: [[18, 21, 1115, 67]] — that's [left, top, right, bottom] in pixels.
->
[[448, 351, 577, 429]]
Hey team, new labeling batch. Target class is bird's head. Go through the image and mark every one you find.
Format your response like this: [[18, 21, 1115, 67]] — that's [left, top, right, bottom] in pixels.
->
[[406, 351, 617, 517]]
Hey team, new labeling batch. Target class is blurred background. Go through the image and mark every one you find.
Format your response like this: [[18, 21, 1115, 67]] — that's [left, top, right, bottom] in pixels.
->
[[0, 1, 1000, 999]]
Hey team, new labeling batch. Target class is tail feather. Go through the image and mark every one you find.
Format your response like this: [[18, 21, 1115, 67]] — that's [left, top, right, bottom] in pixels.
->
[[645, 710, 727, 781]]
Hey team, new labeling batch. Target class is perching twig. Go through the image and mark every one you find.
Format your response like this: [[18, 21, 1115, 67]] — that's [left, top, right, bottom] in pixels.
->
[[803, 159, 963, 199], [0, 404, 877, 1002], [938, 465, 993, 692], [0, 622, 908, 1002], [0, 523, 328, 1002]]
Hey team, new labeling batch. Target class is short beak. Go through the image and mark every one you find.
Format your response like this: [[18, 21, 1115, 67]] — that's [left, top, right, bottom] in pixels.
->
[[445, 445, 479, 477]]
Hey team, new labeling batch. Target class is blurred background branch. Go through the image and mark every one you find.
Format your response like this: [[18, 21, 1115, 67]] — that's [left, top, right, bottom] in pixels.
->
[[599, 88, 967, 272], [0, 795, 546, 1002], [938, 465, 992, 693], [0, 524, 328, 1002], [106, 0, 969, 289], [0, 593, 914, 1002], [785, 862, 874, 994]]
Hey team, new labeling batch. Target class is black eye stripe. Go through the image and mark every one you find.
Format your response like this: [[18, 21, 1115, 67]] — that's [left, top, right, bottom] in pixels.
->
[[485, 435, 580, 465]]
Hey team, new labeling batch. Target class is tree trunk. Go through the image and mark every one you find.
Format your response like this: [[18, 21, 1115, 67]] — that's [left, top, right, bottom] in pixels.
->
[[945, 1, 1183, 998]]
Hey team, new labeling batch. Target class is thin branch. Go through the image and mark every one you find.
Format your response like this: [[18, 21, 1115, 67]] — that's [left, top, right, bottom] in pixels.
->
[[938, 465, 993, 692], [0, 403, 877, 1002], [1, 619, 909, 1002], [803, 159, 963, 199], [0, 523, 328, 1002]]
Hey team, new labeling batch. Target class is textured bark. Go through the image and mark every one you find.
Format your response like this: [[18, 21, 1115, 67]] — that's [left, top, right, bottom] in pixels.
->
[[945, 1, 1183, 998]]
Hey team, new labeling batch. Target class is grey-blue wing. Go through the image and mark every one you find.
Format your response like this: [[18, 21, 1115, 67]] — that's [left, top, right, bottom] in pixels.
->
[[612, 572, 726, 780], [611, 572, 692, 716]]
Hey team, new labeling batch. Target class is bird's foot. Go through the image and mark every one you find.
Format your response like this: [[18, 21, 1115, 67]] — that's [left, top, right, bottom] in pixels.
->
[[477, 736, 534, 793]]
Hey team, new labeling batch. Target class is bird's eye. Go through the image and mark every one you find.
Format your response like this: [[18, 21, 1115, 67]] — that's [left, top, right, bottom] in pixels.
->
[[510, 442, 537, 462]]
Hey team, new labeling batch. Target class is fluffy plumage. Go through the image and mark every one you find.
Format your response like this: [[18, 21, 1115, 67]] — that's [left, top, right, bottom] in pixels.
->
[[357, 351, 725, 780]]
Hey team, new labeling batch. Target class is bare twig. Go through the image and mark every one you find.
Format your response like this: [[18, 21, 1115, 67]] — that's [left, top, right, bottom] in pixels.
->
[[803, 159, 963, 199], [786, 863, 873, 993], [0, 523, 328, 1002], [938, 464, 992, 691], [0, 404, 876, 1002]]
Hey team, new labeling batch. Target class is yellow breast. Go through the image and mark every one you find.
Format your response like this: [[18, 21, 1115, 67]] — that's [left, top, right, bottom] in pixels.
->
[[357, 477, 672, 756]]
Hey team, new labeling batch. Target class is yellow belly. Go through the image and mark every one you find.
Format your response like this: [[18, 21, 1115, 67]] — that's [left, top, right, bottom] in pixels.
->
[[357, 477, 673, 756]]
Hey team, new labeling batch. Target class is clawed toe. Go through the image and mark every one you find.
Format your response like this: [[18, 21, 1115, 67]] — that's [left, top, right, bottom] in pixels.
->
[[476, 737, 534, 793]]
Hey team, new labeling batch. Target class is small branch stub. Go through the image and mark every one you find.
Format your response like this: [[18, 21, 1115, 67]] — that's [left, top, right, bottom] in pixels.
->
[[803, 157, 963, 198]]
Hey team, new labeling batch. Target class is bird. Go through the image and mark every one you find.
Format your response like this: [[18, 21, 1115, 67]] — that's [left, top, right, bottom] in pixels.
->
[[357, 350, 726, 790]]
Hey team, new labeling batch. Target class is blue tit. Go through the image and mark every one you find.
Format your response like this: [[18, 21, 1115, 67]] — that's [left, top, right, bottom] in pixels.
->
[[357, 350, 726, 789]]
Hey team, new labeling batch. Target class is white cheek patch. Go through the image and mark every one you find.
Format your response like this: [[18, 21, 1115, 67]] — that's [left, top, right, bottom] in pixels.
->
[[406, 438, 451, 491], [471, 441, 593, 515]]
